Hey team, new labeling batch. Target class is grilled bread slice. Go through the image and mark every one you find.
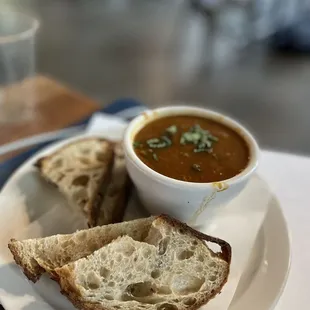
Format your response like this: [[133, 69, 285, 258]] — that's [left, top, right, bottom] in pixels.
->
[[8, 217, 155, 282], [35, 138, 114, 226], [9, 215, 231, 310]]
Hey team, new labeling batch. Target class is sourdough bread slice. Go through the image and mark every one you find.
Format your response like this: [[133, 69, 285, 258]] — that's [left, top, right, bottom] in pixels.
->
[[35, 138, 114, 226], [8, 217, 154, 282], [94, 143, 131, 227], [55, 215, 231, 310]]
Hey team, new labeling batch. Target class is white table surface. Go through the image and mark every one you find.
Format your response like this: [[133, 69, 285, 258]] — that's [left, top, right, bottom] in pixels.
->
[[259, 150, 310, 309]]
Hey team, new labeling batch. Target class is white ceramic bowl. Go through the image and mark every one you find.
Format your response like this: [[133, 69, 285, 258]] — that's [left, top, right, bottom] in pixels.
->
[[124, 106, 259, 225]]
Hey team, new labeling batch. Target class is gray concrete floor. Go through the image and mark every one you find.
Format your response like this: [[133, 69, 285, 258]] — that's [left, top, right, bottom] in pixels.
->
[[1, 0, 310, 155]]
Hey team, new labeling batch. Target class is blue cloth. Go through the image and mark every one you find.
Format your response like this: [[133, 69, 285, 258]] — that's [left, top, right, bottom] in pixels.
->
[[0, 98, 143, 190]]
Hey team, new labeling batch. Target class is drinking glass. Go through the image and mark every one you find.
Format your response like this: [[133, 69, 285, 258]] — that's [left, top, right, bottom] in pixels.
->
[[0, 11, 39, 123]]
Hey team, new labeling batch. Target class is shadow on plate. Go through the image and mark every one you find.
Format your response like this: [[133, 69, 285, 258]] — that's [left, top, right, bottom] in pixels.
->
[[0, 262, 74, 310]]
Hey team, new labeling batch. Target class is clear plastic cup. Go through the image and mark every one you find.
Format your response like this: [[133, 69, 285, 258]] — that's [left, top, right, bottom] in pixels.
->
[[0, 11, 39, 123]]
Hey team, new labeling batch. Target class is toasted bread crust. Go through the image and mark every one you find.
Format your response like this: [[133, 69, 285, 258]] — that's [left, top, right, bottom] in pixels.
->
[[158, 214, 232, 265], [95, 175, 132, 227], [87, 149, 114, 227], [8, 239, 44, 282], [155, 214, 232, 309], [111, 175, 132, 224], [88, 142, 132, 227], [60, 288, 105, 310]]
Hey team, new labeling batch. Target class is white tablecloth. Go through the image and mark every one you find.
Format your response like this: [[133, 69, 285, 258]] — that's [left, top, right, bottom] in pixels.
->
[[259, 150, 310, 309]]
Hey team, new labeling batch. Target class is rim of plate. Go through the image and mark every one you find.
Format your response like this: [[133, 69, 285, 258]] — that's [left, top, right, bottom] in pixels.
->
[[230, 195, 291, 310]]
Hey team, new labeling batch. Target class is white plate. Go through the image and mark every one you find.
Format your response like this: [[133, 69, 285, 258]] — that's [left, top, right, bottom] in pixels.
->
[[0, 133, 290, 310], [230, 196, 291, 310]]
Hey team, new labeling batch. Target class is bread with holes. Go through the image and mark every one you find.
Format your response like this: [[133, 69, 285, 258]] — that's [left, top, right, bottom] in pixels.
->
[[9, 215, 231, 310], [36, 138, 115, 227], [8, 217, 155, 282]]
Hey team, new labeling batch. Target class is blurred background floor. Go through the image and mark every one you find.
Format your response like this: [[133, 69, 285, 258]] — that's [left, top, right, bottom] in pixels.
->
[[1, 0, 310, 154]]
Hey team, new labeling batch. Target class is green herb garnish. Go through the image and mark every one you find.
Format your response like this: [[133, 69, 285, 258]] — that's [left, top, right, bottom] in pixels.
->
[[180, 124, 218, 153], [165, 125, 178, 135], [194, 148, 213, 154], [208, 135, 218, 142], [144, 125, 176, 150], [153, 153, 159, 161], [192, 164, 202, 172], [133, 141, 142, 148], [161, 136, 172, 146], [147, 136, 171, 149]]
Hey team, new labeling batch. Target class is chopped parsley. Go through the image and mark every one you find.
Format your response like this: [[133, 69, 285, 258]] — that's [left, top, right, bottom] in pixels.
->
[[180, 124, 218, 153], [165, 125, 178, 135], [146, 136, 172, 149], [133, 141, 142, 148], [152, 153, 159, 161]]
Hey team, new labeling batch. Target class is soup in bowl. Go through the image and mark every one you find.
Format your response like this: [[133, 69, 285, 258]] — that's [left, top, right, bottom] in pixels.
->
[[124, 106, 259, 225]]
